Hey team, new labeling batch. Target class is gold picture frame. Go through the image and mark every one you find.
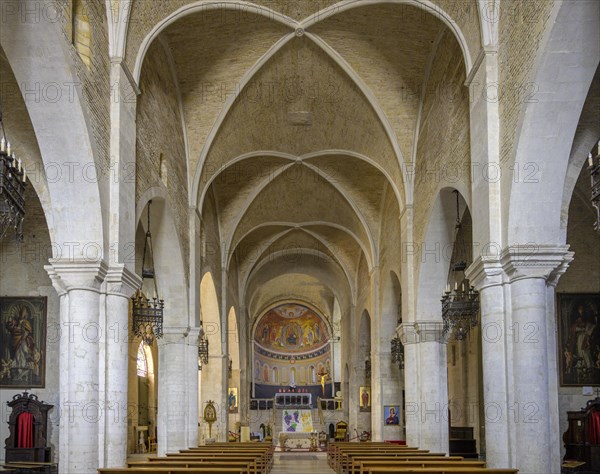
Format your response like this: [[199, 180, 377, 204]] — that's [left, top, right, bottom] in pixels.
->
[[0, 297, 47, 389], [359, 386, 371, 412]]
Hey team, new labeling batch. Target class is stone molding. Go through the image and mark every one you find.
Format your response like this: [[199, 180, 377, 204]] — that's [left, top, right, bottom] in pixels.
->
[[44, 259, 108, 293], [467, 245, 574, 290], [501, 245, 573, 283], [398, 321, 446, 345], [105, 264, 142, 298], [466, 256, 504, 291]]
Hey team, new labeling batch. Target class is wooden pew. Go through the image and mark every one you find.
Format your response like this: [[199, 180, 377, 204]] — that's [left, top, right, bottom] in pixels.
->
[[362, 468, 518, 474], [99, 468, 248, 474], [128, 460, 255, 474], [353, 460, 486, 474], [163, 452, 270, 472]]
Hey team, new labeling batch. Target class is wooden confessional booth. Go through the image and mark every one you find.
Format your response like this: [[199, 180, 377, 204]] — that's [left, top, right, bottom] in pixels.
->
[[4, 392, 53, 463], [563, 397, 600, 473]]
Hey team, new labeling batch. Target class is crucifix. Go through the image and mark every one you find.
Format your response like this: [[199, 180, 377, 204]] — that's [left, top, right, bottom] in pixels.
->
[[317, 367, 329, 398]]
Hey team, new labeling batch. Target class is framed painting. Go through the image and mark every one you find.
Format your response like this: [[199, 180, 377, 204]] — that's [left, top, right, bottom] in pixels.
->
[[228, 387, 238, 413], [359, 386, 371, 412], [384, 405, 400, 425], [558, 293, 600, 386], [0, 297, 47, 388]]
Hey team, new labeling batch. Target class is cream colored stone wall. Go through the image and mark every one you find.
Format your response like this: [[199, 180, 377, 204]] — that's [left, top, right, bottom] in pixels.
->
[[498, 0, 555, 166], [136, 41, 190, 275], [413, 31, 471, 252], [0, 188, 59, 463]]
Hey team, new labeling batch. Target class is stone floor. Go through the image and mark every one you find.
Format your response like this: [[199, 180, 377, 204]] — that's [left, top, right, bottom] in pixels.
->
[[271, 452, 335, 473]]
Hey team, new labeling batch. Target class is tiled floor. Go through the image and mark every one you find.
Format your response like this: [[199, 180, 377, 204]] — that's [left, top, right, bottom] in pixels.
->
[[271, 452, 335, 473]]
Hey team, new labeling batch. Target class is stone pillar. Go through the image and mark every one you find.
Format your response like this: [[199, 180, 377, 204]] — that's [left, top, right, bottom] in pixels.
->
[[157, 328, 189, 455], [502, 246, 572, 474], [417, 322, 448, 454], [46, 272, 69, 469], [186, 328, 201, 448], [466, 257, 511, 468], [400, 323, 420, 448], [46, 261, 107, 474], [370, 350, 383, 441], [400, 322, 448, 452], [103, 266, 140, 467]]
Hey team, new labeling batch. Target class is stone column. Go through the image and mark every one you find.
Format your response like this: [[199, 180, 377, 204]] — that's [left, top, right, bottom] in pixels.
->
[[45, 261, 107, 474], [502, 246, 572, 474], [103, 266, 140, 467], [466, 257, 511, 468], [157, 328, 190, 455], [416, 322, 448, 454], [186, 328, 201, 448], [400, 323, 420, 448], [46, 272, 69, 469], [370, 350, 383, 441]]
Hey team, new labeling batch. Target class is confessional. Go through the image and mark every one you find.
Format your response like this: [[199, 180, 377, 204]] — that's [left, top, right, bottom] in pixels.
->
[[563, 397, 600, 473], [4, 392, 53, 463]]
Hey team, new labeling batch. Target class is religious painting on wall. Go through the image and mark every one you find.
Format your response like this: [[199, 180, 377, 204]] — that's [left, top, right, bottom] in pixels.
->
[[252, 303, 333, 403], [558, 293, 600, 386], [384, 406, 400, 425], [359, 386, 371, 412], [228, 387, 238, 413], [0, 297, 47, 389]]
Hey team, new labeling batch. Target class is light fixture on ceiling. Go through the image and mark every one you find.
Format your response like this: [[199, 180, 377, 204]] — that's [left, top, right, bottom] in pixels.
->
[[588, 140, 600, 233], [131, 200, 164, 346], [198, 321, 209, 370], [441, 190, 480, 341], [0, 102, 27, 242]]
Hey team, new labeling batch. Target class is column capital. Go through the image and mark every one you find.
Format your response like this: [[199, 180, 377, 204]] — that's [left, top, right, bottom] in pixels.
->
[[500, 245, 573, 283], [44, 259, 108, 293], [466, 256, 505, 291], [105, 264, 142, 298], [398, 321, 446, 345]]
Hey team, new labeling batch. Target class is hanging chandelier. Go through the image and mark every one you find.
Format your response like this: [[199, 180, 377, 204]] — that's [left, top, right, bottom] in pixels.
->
[[0, 104, 27, 242], [198, 321, 209, 370], [131, 200, 164, 346], [589, 140, 600, 233], [441, 190, 480, 340], [390, 336, 404, 369]]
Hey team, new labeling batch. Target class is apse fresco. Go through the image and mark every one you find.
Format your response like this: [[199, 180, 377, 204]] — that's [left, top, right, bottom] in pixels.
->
[[254, 303, 330, 355], [253, 304, 332, 395]]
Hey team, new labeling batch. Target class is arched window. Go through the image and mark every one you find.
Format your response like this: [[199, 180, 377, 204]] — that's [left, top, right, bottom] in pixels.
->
[[310, 366, 316, 384], [272, 367, 279, 384], [137, 342, 148, 377]]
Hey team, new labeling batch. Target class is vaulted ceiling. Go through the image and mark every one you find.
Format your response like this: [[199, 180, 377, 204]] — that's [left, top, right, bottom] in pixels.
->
[[138, 2, 468, 319]]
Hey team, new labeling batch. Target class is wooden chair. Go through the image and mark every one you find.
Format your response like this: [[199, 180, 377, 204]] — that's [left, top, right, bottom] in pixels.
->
[[334, 421, 348, 442]]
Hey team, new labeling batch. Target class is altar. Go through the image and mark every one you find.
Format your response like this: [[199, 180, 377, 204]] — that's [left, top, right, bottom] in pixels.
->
[[278, 431, 318, 452]]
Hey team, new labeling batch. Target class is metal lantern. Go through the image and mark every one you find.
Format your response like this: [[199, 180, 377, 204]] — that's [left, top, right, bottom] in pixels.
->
[[441, 190, 480, 341], [198, 322, 209, 370], [131, 201, 164, 345], [0, 105, 27, 242], [391, 336, 404, 369]]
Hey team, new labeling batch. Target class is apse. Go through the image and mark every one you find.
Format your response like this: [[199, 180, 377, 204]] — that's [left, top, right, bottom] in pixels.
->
[[252, 302, 333, 404]]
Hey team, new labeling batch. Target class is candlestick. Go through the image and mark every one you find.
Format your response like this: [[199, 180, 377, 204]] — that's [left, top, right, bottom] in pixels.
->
[[0, 137, 5, 152], [17, 158, 22, 172], [6, 141, 10, 156]]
